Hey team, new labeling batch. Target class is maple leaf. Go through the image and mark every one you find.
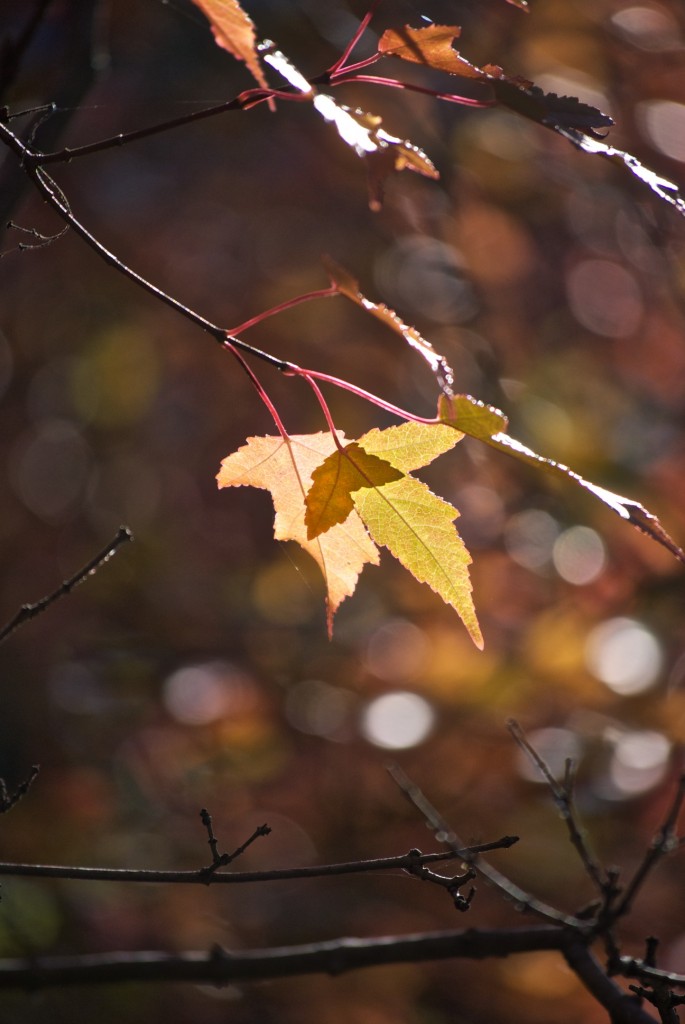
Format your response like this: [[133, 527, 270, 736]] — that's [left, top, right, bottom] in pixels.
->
[[216, 432, 379, 636], [218, 422, 481, 645], [305, 421, 481, 647], [438, 395, 685, 563], [189, 0, 271, 98], [353, 475, 481, 649]]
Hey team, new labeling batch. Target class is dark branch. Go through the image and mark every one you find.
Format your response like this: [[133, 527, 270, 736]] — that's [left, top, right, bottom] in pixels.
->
[[612, 773, 685, 921], [0, 839, 516, 887], [0, 926, 656, 1022], [0, 765, 40, 814], [0, 526, 133, 645], [199, 808, 272, 878]]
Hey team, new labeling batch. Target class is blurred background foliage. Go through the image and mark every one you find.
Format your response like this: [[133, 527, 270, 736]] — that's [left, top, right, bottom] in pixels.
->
[[1, 0, 685, 1020]]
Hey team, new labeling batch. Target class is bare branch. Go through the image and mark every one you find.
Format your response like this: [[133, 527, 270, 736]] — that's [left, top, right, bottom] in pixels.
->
[[0, 765, 39, 814], [199, 808, 272, 878], [612, 773, 685, 921], [0, 926, 656, 1022], [0, 839, 517, 887], [0, 527, 133, 645]]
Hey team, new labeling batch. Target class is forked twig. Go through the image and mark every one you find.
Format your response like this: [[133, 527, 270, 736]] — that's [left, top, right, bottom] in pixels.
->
[[0, 765, 40, 813], [199, 809, 272, 879]]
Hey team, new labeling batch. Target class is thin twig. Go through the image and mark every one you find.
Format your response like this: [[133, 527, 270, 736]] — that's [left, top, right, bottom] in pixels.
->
[[0, 122, 292, 374], [0, 765, 40, 814], [507, 719, 607, 894], [611, 773, 685, 921], [0, 527, 133, 645], [0, 840, 517, 887], [199, 809, 272, 878]]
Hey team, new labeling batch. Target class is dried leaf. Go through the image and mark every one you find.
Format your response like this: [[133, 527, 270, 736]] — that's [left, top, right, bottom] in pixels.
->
[[438, 395, 685, 563], [217, 432, 379, 635], [323, 256, 453, 392], [378, 24, 486, 80], [190, 0, 271, 95], [305, 442, 403, 539]]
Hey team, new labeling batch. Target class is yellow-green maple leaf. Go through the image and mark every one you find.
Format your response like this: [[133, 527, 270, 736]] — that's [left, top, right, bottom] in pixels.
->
[[353, 476, 480, 647], [356, 421, 480, 647], [356, 420, 463, 472]]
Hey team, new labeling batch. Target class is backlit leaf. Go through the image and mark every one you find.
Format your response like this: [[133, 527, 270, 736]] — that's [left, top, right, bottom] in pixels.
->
[[323, 256, 454, 392], [378, 25, 486, 79], [190, 0, 271, 96], [217, 432, 379, 635], [261, 45, 438, 209], [438, 395, 685, 563], [438, 393, 509, 439], [218, 422, 478, 642], [358, 419, 463, 473], [556, 127, 685, 219], [305, 442, 403, 539], [353, 475, 482, 648], [312, 98, 439, 209]]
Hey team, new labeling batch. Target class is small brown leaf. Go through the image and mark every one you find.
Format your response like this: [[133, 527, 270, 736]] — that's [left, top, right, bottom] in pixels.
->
[[379, 23, 612, 136], [379, 25, 487, 80], [190, 0, 271, 96]]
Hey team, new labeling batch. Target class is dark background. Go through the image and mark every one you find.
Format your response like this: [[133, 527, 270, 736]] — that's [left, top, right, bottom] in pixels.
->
[[2, 0, 685, 1020]]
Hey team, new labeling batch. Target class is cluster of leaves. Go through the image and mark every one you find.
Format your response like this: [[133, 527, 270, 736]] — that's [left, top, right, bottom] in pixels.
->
[[181, 0, 685, 645], [2, 0, 682, 645]]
